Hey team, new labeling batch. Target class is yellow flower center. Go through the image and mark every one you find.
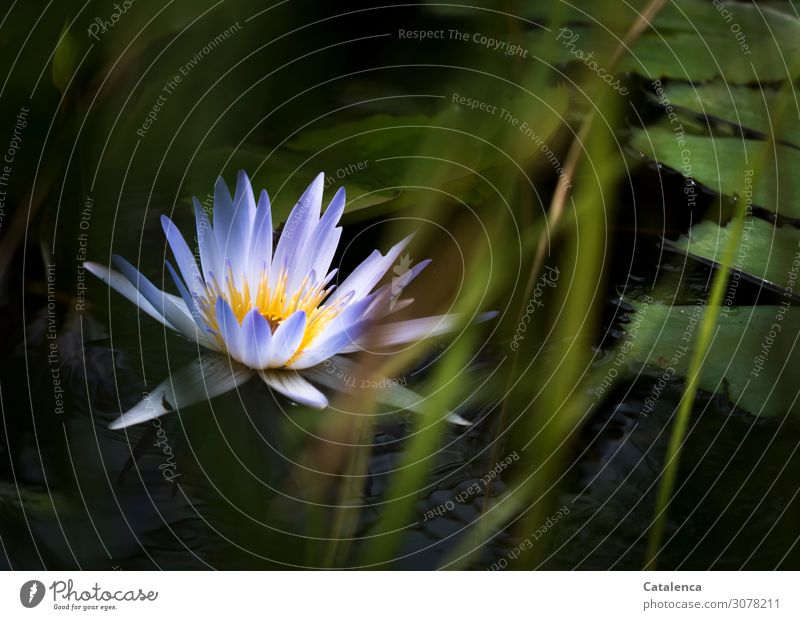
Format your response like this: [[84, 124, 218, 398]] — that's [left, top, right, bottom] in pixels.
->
[[200, 265, 347, 364]]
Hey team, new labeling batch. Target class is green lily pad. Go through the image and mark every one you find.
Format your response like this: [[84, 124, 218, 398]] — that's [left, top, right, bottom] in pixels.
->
[[629, 128, 799, 217], [649, 82, 800, 149], [511, 0, 800, 83], [187, 86, 570, 224], [623, 299, 800, 418], [668, 218, 800, 293]]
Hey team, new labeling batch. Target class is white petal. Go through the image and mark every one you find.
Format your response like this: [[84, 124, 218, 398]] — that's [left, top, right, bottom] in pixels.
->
[[193, 197, 221, 283], [286, 295, 374, 369], [329, 233, 414, 304], [84, 261, 173, 329], [112, 256, 207, 343], [213, 176, 250, 287], [165, 261, 217, 345], [258, 369, 328, 408], [364, 259, 431, 319], [161, 215, 203, 295], [271, 173, 324, 291], [233, 170, 257, 226], [239, 309, 273, 369], [302, 186, 346, 281], [342, 312, 497, 352], [215, 298, 244, 359], [303, 356, 471, 425], [268, 310, 307, 367], [246, 189, 273, 286], [109, 355, 254, 429]]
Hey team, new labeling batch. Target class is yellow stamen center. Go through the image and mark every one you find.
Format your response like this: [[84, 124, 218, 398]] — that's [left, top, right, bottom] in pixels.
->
[[199, 266, 346, 366]]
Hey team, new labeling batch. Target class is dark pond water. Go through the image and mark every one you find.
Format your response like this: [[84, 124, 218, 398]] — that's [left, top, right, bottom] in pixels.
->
[[3, 163, 799, 571]]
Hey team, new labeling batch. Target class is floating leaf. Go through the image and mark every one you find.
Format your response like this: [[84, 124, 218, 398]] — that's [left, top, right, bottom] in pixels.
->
[[512, 0, 800, 83], [623, 299, 800, 418], [650, 82, 800, 149], [669, 218, 800, 293], [629, 128, 799, 217]]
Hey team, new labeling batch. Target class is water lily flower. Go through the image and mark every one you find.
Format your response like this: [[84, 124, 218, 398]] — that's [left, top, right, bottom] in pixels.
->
[[86, 172, 489, 430]]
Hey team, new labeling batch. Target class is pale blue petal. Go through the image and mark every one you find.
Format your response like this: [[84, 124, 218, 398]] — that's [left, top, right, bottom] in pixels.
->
[[271, 172, 324, 290], [216, 297, 244, 361], [301, 356, 470, 425], [286, 321, 366, 369], [304, 186, 346, 279], [340, 311, 497, 352], [258, 369, 328, 408], [162, 263, 219, 351], [329, 233, 414, 304], [112, 255, 204, 342], [161, 215, 204, 296], [268, 310, 307, 367], [193, 197, 221, 283], [84, 261, 173, 329], [364, 259, 431, 318], [310, 226, 342, 284], [287, 295, 373, 369], [233, 170, 257, 225], [239, 309, 272, 369], [246, 189, 273, 286], [215, 297, 243, 360], [109, 355, 254, 429], [319, 186, 346, 230], [213, 176, 234, 250]]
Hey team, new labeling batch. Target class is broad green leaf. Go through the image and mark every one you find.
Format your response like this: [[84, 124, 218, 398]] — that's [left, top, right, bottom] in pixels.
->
[[650, 82, 800, 148], [510, 0, 800, 82], [431, 0, 799, 42], [623, 299, 800, 418], [629, 128, 799, 216], [528, 27, 795, 83], [52, 21, 78, 93], [187, 86, 570, 223], [0, 482, 73, 518], [669, 218, 800, 292], [186, 147, 400, 224]]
